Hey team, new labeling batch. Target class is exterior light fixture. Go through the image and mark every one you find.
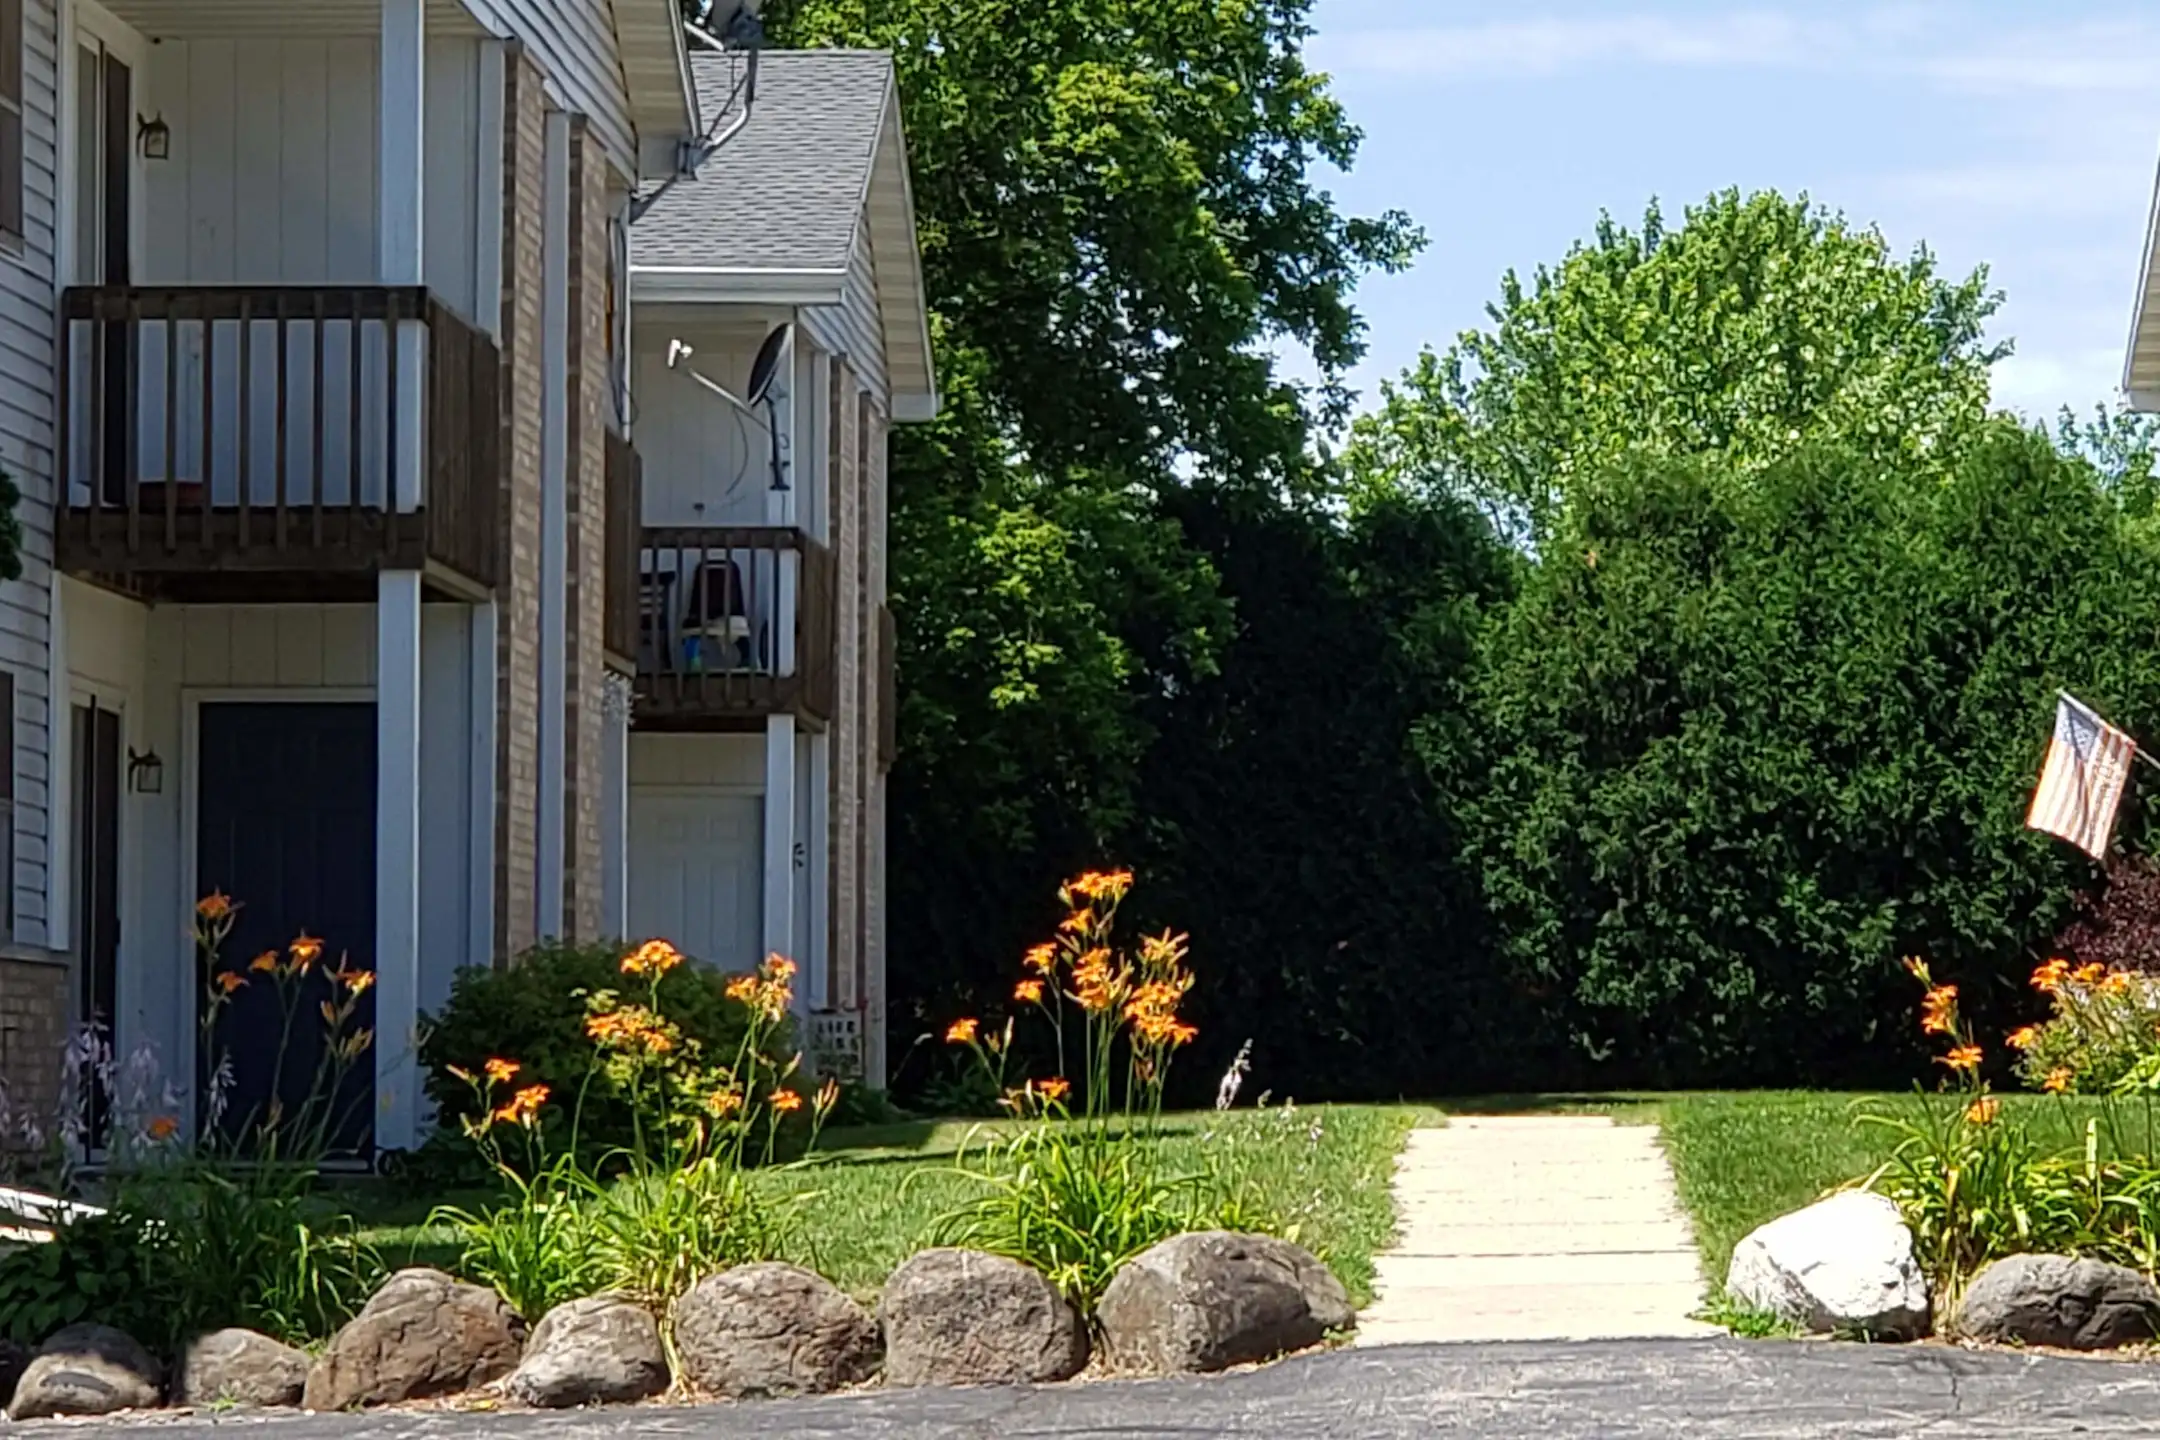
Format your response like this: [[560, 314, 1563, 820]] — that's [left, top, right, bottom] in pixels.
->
[[127, 746, 163, 795], [136, 113, 171, 162]]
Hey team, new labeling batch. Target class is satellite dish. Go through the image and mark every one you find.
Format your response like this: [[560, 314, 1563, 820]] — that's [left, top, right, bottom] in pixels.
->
[[666, 325, 794, 493], [747, 323, 791, 407]]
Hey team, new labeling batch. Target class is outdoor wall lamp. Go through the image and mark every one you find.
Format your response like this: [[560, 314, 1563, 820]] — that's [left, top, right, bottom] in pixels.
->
[[136, 113, 171, 162], [127, 746, 163, 795]]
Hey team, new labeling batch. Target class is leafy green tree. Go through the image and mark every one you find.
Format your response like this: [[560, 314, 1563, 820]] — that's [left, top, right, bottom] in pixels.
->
[[1344, 190, 2005, 541], [1470, 426, 2160, 1083], [752, 0, 1418, 1061]]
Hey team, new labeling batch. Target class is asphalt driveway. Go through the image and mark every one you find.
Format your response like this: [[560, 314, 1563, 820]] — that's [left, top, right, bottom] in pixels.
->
[[31, 1339, 2160, 1438]]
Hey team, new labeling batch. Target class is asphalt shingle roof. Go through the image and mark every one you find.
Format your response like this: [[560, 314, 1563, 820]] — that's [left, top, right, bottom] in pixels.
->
[[632, 49, 893, 274]]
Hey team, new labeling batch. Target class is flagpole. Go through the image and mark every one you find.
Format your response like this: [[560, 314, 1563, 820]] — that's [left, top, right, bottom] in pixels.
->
[[2059, 690, 2160, 775]]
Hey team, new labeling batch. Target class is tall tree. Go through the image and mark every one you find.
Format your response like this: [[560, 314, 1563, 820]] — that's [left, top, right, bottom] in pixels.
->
[[754, 0, 1420, 1060], [1344, 189, 2005, 541]]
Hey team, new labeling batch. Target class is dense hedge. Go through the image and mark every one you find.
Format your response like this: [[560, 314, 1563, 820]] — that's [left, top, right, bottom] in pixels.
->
[[1470, 426, 2160, 1083]]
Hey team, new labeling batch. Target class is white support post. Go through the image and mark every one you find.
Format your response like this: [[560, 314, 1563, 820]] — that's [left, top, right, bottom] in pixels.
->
[[807, 730, 831, 1011], [762, 714, 796, 973], [535, 110, 572, 939], [376, 571, 425, 1153], [45, 574, 69, 954], [466, 601, 498, 965], [600, 674, 630, 939], [380, 0, 427, 511]]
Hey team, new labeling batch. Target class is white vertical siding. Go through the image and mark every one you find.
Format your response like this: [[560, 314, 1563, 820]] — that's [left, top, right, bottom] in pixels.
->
[[143, 35, 482, 310], [0, 0, 63, 948], [799, 214, 886, 406], [631, 328, 782, 528]]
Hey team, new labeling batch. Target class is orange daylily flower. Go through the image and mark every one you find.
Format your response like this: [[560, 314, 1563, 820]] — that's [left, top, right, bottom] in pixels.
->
[[1059, 909, 1095, 936], [725, 975, 760, 1003], [492, 1084, 550, 1127], [622, 939, 685, 979], [2006, 1026, 2040, 1051], [215, 971, 247, 995], [2032, 958, 2071, 994], [1024, 944, 1057, 975], [338, 968, 376, 995], [1038, 1076, 1071, 1104], [146, 1114, 180, 1141], [1014, 979, 1045, 1004], [1940, 1045, 1983, 1073], [769, 1088, 804, 1114], [2104, 970, 2135, 994], [2043, 1068, 2074, 1094], [289, 932, 323, 970], [196, 891, 234, 922], [762, 954, 798, 982], [946, 1017, 980, 1045], [2074, 962, 2107, 987], [249, 951, 280, 974], [1918, 985, 1957, 1037], [1965, 1097, 1999, 1126], [484, 1058, 521, 1086]]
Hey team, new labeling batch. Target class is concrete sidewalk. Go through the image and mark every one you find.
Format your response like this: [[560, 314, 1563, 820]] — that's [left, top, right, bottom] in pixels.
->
[[1358, 1115, 1721, 1345]]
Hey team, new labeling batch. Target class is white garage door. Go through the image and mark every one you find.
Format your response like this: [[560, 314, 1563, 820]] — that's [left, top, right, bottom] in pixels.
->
[[627, 791, 764, 973]]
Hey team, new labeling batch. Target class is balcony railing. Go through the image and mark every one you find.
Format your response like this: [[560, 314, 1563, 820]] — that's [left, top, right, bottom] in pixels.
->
[[633, 527, 835, 727], [56, 286, 502, 598], [604, 432, 642, 667]]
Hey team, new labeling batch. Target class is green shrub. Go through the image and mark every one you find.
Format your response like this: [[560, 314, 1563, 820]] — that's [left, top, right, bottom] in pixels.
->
[[419, 941, 795, 1157], [0, 1211, 175, 1348]]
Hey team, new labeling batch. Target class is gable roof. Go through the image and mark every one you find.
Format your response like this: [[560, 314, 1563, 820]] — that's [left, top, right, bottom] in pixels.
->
[[632, 49, 938, 421]]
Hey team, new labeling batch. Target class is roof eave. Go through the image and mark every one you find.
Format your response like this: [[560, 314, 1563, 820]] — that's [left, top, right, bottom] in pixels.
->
[[631, 266, 851, 307], [620, 0, 698, 149], [2124, 153, 2160, 411], [870, 83, 940, 424]]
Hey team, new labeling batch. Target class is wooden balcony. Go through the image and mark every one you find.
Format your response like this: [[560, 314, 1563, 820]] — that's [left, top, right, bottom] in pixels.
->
[[633, 527, 835, 729], [56, 286, 502, 603]]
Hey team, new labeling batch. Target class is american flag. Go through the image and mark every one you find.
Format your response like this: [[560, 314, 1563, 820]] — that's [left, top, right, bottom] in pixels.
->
[[2027, 694, 2138, 860]]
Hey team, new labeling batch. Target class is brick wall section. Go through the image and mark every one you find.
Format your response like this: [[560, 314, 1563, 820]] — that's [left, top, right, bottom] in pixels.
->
[[560, 118, 610, 940], [0, 958, 66, 1130], [828, 359, 862, 1008], [494, 47, 547, 962], [864, 404, 891, 1085]]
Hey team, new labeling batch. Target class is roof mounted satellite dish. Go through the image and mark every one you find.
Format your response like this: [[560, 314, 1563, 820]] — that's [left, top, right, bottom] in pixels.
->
[[666, 323, 795, 492]]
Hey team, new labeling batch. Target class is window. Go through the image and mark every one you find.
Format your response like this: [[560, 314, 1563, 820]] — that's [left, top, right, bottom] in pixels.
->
[[0, 0, 22, 242]]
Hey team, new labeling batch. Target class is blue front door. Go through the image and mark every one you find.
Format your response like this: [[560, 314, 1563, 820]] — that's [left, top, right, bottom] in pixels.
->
[[196, 702, 376, 1158]]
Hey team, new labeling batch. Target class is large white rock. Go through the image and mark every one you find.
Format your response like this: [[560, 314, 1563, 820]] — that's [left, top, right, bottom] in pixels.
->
[[1725, 1190, 1930, 1338]]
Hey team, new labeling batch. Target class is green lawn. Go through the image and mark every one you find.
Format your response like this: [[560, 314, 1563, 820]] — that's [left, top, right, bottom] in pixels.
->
[[350, 1103, 1419, 1307]]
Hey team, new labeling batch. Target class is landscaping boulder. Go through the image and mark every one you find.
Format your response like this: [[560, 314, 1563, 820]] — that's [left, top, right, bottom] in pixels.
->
[[178, 1328, 310, 1408], [504, 1294, 670, 1409], [671, 1263, 880, 1398], [879, 1248, 1088, 1387], [1096, 1231, 1354, 1375], [1953, 1254, 2160, 1350], [1726, 1190, 1930, 1339], [0, 1339, 29, 1413], [6, 1323, 162, 1420], [304, 1268, 526, 1411]]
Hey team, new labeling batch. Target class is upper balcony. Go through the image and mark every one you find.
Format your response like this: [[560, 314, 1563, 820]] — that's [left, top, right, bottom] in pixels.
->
[[57, 285, 502, 602], [628, 522, 836, 730]]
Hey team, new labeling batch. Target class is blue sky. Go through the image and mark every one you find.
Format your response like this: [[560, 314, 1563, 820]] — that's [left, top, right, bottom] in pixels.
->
[[1299, 0, 2160, 425]]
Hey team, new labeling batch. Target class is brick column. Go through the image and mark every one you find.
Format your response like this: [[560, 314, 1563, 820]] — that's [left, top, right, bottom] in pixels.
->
[[561, 119, 611, 939], [828, 360, 862, 1009], [493, 47, 547, 962], [0, 958, 67, 1132], [863, 403, 891, 1086]]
